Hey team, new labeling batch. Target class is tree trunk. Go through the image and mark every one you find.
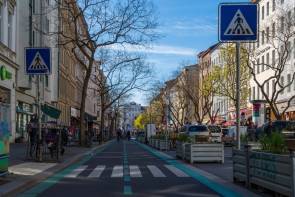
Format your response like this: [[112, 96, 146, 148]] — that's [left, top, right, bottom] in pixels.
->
[[79, 59, 94, 146], [100, 108, 105, 143]]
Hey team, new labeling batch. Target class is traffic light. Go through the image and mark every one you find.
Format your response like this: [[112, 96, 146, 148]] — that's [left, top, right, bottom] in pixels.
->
[[0, 66, 12, 81]]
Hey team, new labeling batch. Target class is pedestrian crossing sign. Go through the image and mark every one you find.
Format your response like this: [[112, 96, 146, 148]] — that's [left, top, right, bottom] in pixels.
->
[[219, 3, 258, 42], [25, 48, 51, 75]]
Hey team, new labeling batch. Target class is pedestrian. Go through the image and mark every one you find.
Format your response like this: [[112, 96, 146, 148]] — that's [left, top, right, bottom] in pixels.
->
[[127, 130, 131, 141], [28, 114, 38, 157], [117, 128, 122, 142]]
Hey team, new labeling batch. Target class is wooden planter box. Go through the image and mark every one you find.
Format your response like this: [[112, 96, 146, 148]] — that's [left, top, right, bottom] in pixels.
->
[[176, 141, 188, 159], [158, 140, 169, 150], [184, 143, 224, 164], [233, 148, 293, 196]]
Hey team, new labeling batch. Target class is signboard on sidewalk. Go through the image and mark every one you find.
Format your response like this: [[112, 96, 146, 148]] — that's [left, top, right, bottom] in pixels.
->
[[25, 48, 51, 75], [219, 3, 258, 42]]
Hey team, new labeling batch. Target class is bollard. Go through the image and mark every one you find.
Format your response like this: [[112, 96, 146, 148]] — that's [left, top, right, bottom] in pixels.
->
[[244, 144, 251, 188]]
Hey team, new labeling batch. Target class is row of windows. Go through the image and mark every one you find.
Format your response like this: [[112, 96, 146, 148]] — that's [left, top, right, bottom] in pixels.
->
[[261, 0, 285, 20], [254, 38, 295, 74], [0, 1, 14, 49], [252, 73, 295, 100]]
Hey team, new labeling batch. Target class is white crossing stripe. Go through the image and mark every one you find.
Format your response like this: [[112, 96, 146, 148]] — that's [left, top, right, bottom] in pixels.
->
[[66, 165, 87, 178], [147, 165, 166, 177], [129, 165, 142, 177], [111, 165, 123, 177], [88, 165, 106, 178], [165, 165, 189, 177]]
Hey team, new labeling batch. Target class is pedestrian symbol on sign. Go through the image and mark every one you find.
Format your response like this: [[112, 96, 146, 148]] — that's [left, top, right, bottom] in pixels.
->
[[28, 52, 48, 71], [224, 9, 254, 36]]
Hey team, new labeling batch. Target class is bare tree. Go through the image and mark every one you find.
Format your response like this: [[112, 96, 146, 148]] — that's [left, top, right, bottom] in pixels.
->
[[48, 0, 157, 145], [245, 4, 295, 120], [94, 50, 152, 141]]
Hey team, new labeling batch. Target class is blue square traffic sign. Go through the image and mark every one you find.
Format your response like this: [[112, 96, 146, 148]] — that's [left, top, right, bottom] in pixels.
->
[[219, 3, 258, 42], [25, 48, 51, 75]]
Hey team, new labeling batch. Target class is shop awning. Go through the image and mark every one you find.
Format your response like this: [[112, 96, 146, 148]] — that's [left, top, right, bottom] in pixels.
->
[[41, 104, 61, 119]]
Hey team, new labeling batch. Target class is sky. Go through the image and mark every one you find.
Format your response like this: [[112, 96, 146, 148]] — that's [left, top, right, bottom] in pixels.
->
[[131, 0, 246, 106]]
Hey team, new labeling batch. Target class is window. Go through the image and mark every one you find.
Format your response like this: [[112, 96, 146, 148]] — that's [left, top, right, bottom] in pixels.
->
[[287, 74, 291, 92], [272, 22, 275, 38], [281, 17, 284, 32], [262, 30, 265, 45], [266, 27, 270, 43], [8, 12, 13, 49], [257, 58, 260, 74], [266, 2, 270, 16], [293, 74, 295, 91], [272, 79, 276, 94], [257, 86, 260, 99], [32, 0, 36, 14], [261, 55, 265, 71], [266, 81, 270, 97], [0, 3, 2, 42], [280, 76, 284, 94], [287, 41, 291, 60], [272, 50, 275, 66], [45, 76, 49, 87], [266, 52, 270, 69], [281, 0, 284, 4], [262, 6, 265, 20], [272, 0, 276, 11], [257, 32, 260, 47], [294, 38, 295, 58], [252, 87, 256, 100]]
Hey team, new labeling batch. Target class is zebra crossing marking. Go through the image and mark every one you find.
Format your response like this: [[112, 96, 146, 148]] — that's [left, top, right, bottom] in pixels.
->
[[165, 165, 190, 177], [88, 165, 105, 178], [129, 165, 142, 177], [65, 165, 190, 179], [111, 165, 123, 177], [65, 165, 87, 178], [147, 165, 166, 177]]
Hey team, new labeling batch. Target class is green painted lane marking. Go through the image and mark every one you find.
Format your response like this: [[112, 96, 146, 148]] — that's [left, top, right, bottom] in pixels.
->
[[135, 141, 242, 197], [18, 141, 114, 197], [124, 185, 132, 195], [123, 141, 133, 195]]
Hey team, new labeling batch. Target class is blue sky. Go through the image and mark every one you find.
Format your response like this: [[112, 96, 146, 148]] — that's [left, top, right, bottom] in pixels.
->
[[132, 0, 246, 105]]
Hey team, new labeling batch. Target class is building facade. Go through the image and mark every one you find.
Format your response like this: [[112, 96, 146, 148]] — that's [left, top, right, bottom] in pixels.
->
[[0, 0, 17, 143]]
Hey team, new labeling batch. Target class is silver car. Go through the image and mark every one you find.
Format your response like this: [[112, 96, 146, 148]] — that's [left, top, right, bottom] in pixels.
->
[[180, 125, 210, 138]]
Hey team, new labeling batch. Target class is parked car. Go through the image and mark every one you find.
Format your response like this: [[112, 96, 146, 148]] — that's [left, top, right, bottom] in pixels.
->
[[221, 128, 233, 145], [207, 125, 222, 142], [180, 124, 210, 141], [256, 121, 295, 138]]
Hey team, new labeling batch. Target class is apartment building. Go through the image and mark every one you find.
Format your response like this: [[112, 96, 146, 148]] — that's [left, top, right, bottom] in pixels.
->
[[16, 0, 59, 141], [0, 0, 17, 142], [250, 0, 295, 124]]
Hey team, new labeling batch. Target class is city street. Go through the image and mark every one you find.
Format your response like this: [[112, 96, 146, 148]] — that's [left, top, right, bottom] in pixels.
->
[[17, 140, 236, 197]]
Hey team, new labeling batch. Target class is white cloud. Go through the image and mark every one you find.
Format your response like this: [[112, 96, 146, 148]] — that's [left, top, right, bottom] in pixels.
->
[[110, 44, 196, 56]]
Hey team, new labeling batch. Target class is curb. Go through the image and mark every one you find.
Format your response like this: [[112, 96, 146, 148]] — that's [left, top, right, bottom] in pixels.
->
[[0, 141, 111, 197]]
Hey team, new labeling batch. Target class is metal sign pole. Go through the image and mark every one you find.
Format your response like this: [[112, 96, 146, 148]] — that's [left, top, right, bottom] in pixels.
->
[[236, 42, 241, 150], [37, 75, 43, 161]]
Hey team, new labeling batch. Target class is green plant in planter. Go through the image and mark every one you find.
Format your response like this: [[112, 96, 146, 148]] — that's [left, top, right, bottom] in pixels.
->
[[259, 132, 287, 154], [240, 133, 248, 143], [176, 134, 191, 143]]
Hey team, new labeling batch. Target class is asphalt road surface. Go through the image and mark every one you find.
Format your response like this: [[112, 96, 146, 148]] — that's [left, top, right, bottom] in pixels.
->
[[18, 140, 239, 197]]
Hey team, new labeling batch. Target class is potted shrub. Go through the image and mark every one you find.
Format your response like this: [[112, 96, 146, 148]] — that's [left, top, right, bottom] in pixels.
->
[[176, 134, 191, 159]]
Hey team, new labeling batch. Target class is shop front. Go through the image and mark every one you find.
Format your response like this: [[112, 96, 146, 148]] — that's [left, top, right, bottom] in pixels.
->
[[16, 101, 34, 141], [0, 63, 17, 175]]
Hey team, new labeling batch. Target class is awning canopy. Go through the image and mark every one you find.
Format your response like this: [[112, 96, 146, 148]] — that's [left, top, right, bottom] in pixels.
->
[[41, 104, 61, 119]]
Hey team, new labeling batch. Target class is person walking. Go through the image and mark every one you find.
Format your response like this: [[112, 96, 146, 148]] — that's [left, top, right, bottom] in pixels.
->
[[116, 128, 122, 142]]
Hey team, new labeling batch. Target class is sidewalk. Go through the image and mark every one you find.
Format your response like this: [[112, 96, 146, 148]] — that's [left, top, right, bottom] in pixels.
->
[[0, 141, 107, 196], [165, 146, 271, 197]]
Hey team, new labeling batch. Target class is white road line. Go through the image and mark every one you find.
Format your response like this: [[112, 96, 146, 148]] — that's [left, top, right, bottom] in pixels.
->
[[65, 165, 87, 178], [129, 165, 142, 177], [88, 165, 106, 178], [147, 165, 166, 177], [165, 165, 190, 177], [111, 166, 123, 177]]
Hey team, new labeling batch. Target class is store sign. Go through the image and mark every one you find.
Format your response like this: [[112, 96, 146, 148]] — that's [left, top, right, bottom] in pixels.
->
[[0, 66, 12, 81]]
